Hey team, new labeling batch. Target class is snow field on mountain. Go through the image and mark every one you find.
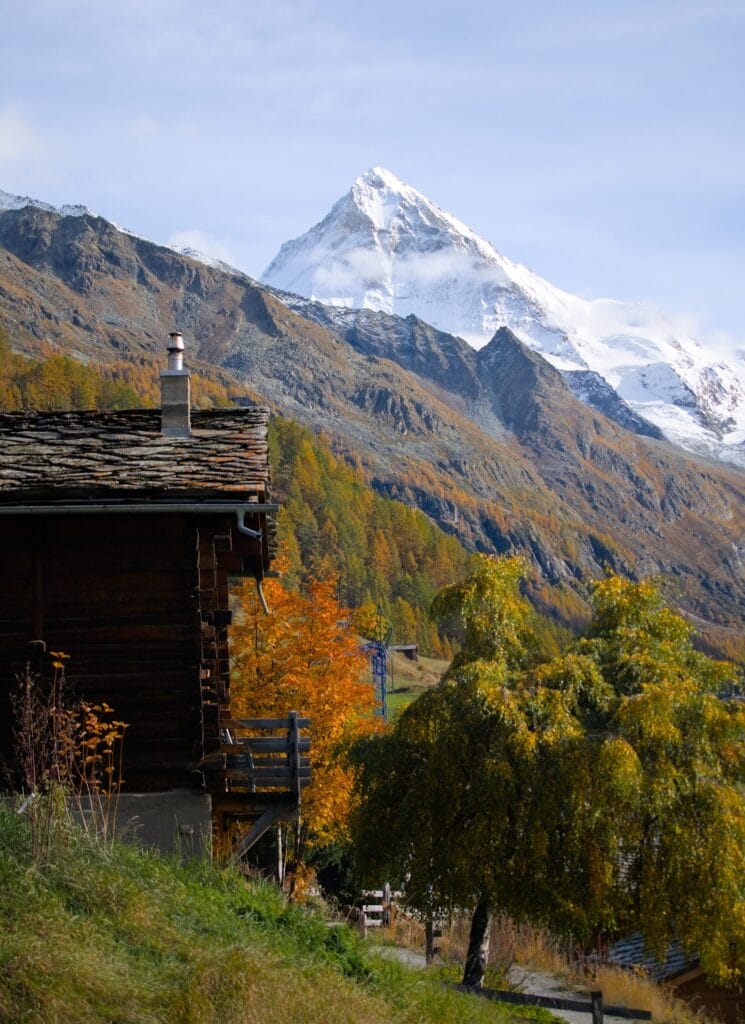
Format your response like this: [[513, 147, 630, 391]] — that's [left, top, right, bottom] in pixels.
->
[[262, 168, 745, 467]]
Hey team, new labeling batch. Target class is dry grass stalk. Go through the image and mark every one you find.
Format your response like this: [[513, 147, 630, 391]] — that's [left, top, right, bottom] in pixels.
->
[[11, 652, 127, 860], [395, 907, 710, 1024]]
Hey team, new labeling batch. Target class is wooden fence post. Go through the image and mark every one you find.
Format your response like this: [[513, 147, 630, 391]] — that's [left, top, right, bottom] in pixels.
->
[[425, 920, 442, 964], [288, 710, 300, 801], [591, 990, 603, 1024]]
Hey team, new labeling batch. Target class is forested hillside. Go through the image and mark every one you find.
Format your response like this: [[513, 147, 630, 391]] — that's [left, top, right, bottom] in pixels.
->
[[0, 329, 243, 411], [2, 337, 740, 661], [269, 417, 472, 655]]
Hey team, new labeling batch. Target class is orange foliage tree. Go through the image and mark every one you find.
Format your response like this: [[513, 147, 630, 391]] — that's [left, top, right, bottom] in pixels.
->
[[230, 568, 377, 875]]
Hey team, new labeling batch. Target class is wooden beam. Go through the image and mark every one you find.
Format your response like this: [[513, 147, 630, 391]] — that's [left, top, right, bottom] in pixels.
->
[[220, 716, 311, 729], [220, 738, 311, 754]]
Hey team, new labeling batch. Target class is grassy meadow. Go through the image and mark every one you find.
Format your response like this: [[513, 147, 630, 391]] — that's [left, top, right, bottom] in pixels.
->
[[0, 805, 543, 1024]]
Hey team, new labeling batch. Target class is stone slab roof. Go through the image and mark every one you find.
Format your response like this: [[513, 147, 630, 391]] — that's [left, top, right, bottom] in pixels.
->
[[608, 932, 699, 982], [0, 408, 271, 503]]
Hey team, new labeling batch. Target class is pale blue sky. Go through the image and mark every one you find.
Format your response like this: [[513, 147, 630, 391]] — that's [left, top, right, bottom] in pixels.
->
[[1, 0, 743, 347]]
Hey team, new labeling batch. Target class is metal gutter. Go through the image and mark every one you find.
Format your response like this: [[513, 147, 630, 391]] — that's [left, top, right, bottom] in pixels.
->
[[0, 501, 278, 544], [0, 503, 279, 515]]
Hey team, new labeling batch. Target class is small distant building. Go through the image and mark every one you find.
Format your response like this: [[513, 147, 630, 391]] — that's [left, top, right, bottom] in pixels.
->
[[0, 333, 299, 854], [390, 643, 418, 662], [608, 933, 744, 1024]]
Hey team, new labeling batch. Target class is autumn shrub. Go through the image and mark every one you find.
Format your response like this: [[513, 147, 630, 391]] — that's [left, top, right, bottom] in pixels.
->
[[10, 651, 127, 861]]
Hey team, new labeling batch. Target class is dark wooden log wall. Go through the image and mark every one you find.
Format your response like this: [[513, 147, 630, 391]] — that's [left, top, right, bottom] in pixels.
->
[[0, 514, 203, 790], [674, 974, 745, 1024], [0, 509, 267, 792], [197, 515, 233, 774], [197, 513, 265, 795]]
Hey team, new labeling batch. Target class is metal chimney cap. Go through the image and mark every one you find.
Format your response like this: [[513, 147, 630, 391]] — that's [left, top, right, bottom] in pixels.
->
[[168, 331, 184, 351]]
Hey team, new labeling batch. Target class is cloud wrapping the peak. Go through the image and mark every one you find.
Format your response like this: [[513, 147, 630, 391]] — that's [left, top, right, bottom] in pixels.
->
[[167, 229, 235, 267]]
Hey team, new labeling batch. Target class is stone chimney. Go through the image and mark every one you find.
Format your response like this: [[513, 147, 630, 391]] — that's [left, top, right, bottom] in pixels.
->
[[160, 331, 191, 438]]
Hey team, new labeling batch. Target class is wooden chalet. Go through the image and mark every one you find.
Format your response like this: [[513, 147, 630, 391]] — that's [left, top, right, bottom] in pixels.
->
[[0, 333, 309, 854], [608, 933, 744, 1024]]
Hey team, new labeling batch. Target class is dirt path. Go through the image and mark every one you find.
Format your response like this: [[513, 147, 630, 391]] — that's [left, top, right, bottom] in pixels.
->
[[378, 945, 428, 970], [377, 949, 648, 1024], [507, 966, 648, 1024]]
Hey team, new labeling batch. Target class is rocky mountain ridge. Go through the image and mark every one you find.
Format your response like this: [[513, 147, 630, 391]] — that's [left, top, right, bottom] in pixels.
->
[[268, 291, 666, 442]]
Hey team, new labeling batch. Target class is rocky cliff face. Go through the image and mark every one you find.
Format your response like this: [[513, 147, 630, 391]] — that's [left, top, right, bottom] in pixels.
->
[[1, 203, 745, 636]]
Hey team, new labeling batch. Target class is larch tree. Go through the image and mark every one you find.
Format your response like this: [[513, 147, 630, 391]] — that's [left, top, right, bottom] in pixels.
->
[[350, 556, 745, 989], [230, 569, 377, 886]]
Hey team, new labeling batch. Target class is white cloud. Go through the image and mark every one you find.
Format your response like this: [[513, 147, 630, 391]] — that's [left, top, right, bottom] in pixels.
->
[[0, 105, 42, 166], [167, 228, 236, 267], [313, 248, 386, 295]]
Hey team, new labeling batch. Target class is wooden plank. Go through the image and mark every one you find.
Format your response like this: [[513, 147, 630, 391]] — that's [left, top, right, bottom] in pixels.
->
[[289, 709, 301, 800], [219, 743, 287, 755], [210, 794, 298, 814], [601, 1003, 651, 1021], [220, 769, 311, 783], [222, 782, 311, 792], [43, 574, 194, 596], [225, 768, 292, 781], [220, 738, 310, 754], [37, 626, 195, 644], [232, 767, 311, 781], [220, 716, 311, 729], [231, 807, 281, 861], [452, 987, 651, 1020], [591, 992, 603, 1024], [225, 757, 290, 767]]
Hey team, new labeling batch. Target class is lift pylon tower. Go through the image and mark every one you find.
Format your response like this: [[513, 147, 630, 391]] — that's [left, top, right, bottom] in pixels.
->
[[362, 639, 388, 720]]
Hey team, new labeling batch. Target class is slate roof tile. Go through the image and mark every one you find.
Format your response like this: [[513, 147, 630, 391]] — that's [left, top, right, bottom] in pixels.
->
[[0, 409, 271, 502]]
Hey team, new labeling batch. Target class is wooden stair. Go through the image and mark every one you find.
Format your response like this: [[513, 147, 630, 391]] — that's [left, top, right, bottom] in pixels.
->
[[207, 711, 311, 861]]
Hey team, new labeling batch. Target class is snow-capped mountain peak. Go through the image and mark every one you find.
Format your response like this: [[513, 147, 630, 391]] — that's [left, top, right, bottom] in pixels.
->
[[261, 169, 745, 467], [349, 166, 484, 243]]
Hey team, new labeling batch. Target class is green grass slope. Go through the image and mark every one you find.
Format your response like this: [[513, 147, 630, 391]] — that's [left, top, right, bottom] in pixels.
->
[[0, 809, 528, 1024]]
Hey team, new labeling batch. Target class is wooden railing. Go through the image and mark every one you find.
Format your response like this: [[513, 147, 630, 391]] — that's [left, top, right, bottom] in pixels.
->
[[216, 710, 311, 799], [360, 885, 402, 933], [207, 711, 312, 861]]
